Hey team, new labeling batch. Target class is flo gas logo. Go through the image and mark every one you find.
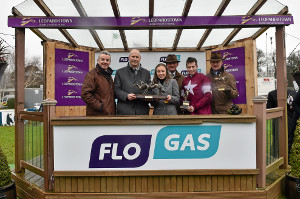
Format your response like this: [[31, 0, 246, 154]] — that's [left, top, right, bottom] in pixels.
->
[[181, 69, 201, 76], [154, 126, 221, 159], [89, 135, 151, 168], [160, 55, 181, 62], [119, 57, 129, 62]]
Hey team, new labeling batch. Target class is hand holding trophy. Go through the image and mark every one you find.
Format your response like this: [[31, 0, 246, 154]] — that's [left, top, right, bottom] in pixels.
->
[[180, 90, 190, 113], [212, 75, 231, 93], [134, 80, 167, 100]]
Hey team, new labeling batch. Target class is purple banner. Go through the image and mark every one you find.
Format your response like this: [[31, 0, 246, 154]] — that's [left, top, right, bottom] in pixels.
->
[[8, 15, 293, 28], [215, 47, 246, 104], [89, 135, 152, 168], [55, 49, 89, 106]]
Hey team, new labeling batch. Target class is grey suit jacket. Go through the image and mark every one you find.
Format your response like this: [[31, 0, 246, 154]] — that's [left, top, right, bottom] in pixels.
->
[[114, 64, 151, 115], [152, 79, 180, 115]]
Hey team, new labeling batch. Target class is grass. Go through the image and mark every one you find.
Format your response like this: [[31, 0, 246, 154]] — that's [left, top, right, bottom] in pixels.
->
[[0, 126, 15, 164], [24, 121, 44, 164], [0, 122, 44, 166], [266, 119, 279, 164]]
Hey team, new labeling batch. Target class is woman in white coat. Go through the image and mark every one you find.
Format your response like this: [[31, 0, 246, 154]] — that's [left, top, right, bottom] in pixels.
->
[[152, 63, 180, 115]]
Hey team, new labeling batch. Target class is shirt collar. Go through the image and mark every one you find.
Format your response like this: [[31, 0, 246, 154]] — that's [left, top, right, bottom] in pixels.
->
[[129, 63, 141, 71]]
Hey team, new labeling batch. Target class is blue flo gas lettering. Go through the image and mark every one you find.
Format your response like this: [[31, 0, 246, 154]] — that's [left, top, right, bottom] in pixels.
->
[[89, 135, 151, 168], [154, 126, 221, 159], [99, 143, 141, 160], [164, 133, 210, 151], [160, 57, 167, 62], [119, 57, 129, 62]]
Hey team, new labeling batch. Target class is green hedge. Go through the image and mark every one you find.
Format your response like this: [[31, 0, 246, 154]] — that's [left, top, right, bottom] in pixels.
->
[[0, 146, 11, 186], [7, 98, 15, 109], [290, 119, 300, 178]]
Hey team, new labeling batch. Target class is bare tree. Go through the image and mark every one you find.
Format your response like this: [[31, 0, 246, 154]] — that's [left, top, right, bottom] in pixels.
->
[[257, 49, 267, 77], [0, 40, 10, 100], [0, 40, 9, 81], [6, 54, 43, 88], [24, 59, 43, 88], [287, 50, 300, 87]]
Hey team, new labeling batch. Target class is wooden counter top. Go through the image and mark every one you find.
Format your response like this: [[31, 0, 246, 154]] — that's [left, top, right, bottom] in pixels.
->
[[51, 114, 256, 126]]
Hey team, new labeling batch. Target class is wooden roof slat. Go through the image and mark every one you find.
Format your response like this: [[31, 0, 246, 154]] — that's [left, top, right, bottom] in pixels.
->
[[110, 0, 120, 17], [72, 0, 104, 50], [172, 0, 193, 50], [196, 0, 231, 50], [33, 0, 78, 48], [149, 0, 154, 17], [33, 0, 53, 16], [252, 6, 289, 40], [110, 0, 128, 50], [12, 7, 48, 41], [222, 0, 267, 47], [149, 0, 154, 50], [172, 29, 183, 50]]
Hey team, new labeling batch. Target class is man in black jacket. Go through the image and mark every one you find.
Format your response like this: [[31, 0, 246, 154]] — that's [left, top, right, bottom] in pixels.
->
[[267, 88, 297, 156]]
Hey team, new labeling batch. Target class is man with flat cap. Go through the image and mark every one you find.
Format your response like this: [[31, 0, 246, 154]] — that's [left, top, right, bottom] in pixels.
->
[[164, 54, 185, 92], [206, 52, 238, 114]]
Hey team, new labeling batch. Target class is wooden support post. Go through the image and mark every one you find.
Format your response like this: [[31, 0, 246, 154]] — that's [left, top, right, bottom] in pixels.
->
[[252, 96, 267, 188], [14, 28, 25, 173], [42, 98, 57, 191], [275, 26, 288, 169]]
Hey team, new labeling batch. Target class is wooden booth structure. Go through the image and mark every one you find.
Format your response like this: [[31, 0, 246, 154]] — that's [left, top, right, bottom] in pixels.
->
[[8, 0, 294, 198]]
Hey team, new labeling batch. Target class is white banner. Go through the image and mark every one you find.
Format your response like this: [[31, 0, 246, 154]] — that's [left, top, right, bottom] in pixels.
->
[[54, 122, 256, 171]]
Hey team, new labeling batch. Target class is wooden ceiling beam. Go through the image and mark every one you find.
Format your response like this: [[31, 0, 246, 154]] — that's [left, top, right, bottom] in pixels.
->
[[12, 7, 48, 41], [222, 0, 267, 47], [196, 0, 231, 50], [110, 0, 128, 50], [149, 0, 154, 50], [33, 0, 78, 48], [72, 0, 104, 50], [173, 0, 193, 50], [252, 6, 289, 40]]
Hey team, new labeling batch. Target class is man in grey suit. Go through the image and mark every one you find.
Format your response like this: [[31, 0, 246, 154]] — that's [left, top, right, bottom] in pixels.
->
[[114, 49, 151, 115]]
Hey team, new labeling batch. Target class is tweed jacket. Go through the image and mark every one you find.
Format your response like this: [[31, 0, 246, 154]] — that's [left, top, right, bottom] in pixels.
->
[[173, 70, 185, 92], [81, 65, 115, 116], [206, 67, 238, 114]]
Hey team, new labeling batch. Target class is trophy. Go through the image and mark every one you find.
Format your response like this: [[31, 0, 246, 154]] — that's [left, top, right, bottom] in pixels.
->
[[181, 90, 190, 110], [134, 80, 167, 100], [213, 76, 231, 92]]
